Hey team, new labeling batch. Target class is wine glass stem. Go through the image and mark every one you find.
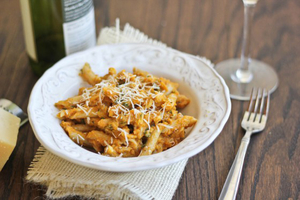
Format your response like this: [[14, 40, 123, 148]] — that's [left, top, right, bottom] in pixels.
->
[[235, 3, 256, 83]]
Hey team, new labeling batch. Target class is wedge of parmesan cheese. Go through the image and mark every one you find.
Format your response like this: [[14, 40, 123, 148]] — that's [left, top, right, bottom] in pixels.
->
[[0, 108, 20, 171]]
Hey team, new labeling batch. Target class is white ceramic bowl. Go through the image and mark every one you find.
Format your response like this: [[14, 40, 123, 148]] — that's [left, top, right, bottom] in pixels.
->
[[28, 43, 231, 172]]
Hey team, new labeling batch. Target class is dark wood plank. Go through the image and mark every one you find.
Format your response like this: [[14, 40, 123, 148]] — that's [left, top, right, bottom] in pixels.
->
[[0, 0, 300, 199], [0, 0, 44, 199]]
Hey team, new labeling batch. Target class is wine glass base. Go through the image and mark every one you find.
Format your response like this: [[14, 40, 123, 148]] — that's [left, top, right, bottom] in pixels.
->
[[214, 59, 279, 100]]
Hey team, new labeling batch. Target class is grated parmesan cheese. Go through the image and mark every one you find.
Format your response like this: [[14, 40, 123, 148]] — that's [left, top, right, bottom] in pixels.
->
[[117, 128, 129, 147], [159, 124, 173, 129]]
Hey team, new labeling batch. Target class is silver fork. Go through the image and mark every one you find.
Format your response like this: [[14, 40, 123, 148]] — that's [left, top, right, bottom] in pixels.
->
[[0, 98, 28, 127], [219, 88, 270, 200]]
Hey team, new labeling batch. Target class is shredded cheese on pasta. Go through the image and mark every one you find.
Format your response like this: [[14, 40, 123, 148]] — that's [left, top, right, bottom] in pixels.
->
[[55, 64, 197, 157]]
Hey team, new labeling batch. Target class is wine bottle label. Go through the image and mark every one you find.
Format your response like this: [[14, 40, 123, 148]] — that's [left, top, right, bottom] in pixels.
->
[[20, 0, 37, 61], [62, 0, 96, 55]]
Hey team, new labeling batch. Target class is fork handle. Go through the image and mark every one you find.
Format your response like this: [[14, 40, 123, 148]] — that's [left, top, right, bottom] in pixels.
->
[[219, 130, 252, 200]]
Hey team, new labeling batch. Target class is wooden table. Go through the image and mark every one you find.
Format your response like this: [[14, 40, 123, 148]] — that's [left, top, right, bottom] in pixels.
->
[[1, 0, 299, 199]]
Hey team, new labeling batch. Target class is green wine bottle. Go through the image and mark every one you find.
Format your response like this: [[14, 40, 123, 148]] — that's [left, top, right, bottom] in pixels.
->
[[20, 0, 96, 76]]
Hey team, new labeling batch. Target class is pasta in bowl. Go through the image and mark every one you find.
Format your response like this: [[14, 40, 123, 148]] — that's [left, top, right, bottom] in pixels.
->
[[28, 43, 231, 172], [55, 63, 197, 157]]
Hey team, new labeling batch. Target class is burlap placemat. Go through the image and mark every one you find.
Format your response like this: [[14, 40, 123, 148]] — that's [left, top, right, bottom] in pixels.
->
[[26, 19, 213, 200]]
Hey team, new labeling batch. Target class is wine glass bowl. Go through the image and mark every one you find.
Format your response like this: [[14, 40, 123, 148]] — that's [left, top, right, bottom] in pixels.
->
[[215, 0, 279, 100]]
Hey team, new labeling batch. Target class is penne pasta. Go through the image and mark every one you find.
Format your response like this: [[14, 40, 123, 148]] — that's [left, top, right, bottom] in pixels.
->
[[79, 63, 102, 85], [55, 64, 197, 157], [139, 127, 161, 156]]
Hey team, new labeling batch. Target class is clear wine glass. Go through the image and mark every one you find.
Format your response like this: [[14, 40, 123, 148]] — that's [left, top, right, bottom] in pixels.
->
[[215, 0, 278, 100]]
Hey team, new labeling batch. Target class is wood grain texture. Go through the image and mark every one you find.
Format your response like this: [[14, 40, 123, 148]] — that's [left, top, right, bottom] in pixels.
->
[[0, 0, 299, 199]]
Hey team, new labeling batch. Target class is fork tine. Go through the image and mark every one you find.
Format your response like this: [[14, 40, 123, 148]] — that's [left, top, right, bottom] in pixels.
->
[[253, 88, 261, 115], [258, 89, 266, 122], [246, 88, 256, 121], [247, 88, 256, 112], [265, 90, 270, 117]]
